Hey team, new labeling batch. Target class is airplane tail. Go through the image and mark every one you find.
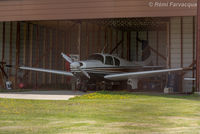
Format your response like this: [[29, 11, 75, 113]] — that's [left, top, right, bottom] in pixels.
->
[[132, 53, 153, 66], [133, 38, 153, 66]]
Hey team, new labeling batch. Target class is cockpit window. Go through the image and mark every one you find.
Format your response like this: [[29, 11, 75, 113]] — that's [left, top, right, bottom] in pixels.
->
[[105, 56, 113, 65], [114, 57, 120, 66], [88, 54, 104, 63]]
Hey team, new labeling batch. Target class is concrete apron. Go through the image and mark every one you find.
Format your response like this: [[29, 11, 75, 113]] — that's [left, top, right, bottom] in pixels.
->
[[0, 90, 87, 100], [194, 92, 200, 95]]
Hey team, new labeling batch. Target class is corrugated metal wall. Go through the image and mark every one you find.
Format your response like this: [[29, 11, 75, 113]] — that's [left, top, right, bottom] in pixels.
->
[[149, 31, 167, 66], [170, 16, 196, 92], [0, 17, 195, 91], [0, 0, 196, 21], [0, 20, 168, 89]]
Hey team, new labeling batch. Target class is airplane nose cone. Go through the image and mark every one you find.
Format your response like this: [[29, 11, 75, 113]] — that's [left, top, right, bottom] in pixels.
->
[[70, 62, 80, 69]]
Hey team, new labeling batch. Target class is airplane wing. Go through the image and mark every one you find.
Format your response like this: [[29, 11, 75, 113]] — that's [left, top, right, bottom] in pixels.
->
[[19, 66, 74, 77], [104, 68, 183, 81], [184, 77, 196, 81], [143, 66, 164, 69]]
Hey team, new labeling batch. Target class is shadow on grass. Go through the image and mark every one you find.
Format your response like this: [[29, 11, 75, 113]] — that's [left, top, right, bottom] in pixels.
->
[[96, 90, 200, 101], [0, 89, 87, 96]]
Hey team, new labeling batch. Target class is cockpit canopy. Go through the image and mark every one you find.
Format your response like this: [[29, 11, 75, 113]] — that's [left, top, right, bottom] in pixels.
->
[[88, 54, 120, 66], [88, 54, 104, 63]]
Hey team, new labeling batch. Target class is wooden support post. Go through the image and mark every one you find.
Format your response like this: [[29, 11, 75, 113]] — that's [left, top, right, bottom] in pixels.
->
[[66, 31, 71, 84], [57, 30, 61, 69], [156, 31, 159, 65], [62, 32, 65, 84], [22, 23, 30, 83], [116, 30, 118, 54], [167, 22, 171, 68], [193, 16, 195, 88], [146, 31, 149, 60], [121, 31, 124, 58], [35, 25, 39, 88], [29, 24, 33, 85], [97, 26, 101, 52], [26, 23, 30, 66], [78, 22, 81, 59], [2, 22, 5, 62], [196, 0, 200, 92], [23, 23, 27, 66], [15, 22, 20, 88], [55, 22, 59, 85], [136, 32, 139, 61], [86, 24, 89, 57], [9, 22, 13, 76], [92, 24, 96, 53], [104, 27, 107, 53], [127, 31, 130, 60], [49, 30, 53, 84], [110, 28, 113, 53], [42, 28, 46, 85], [181, 17, 183, 68], [68, 29, 71, 54], [180, 17, 183, 93]]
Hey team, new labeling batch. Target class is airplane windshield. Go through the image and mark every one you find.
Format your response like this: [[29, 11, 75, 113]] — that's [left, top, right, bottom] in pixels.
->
[[88, 54, 104, 63]]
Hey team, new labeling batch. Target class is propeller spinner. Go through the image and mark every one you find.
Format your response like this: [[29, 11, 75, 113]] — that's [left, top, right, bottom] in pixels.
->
[[61, 53, 90, 79]]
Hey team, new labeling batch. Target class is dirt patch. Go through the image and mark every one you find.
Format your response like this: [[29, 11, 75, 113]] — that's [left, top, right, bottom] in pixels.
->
[[0, 126, 27, 130], [72, 120, 97, 124], [161, 116, 200, 121], [106, 122, 159, 127]]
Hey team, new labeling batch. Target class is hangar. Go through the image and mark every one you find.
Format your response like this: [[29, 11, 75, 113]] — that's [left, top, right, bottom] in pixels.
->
[[0, 0, 199, 93]]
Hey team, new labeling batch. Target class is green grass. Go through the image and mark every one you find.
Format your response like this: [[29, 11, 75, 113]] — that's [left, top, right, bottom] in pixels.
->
[[0, 91, 200, 134]]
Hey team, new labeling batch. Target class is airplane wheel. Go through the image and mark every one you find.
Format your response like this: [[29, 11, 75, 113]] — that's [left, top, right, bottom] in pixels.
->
[[80, 80, 88, 92], [76, 78, 88, 92], [81, 83, 87, 92], [96, 81, 106, 90], [100, 81, 106, 90]]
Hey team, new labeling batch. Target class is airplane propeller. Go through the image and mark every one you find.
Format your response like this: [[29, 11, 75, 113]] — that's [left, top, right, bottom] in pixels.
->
[[61, 53, 90, 79], [61, 53, 73, 64]]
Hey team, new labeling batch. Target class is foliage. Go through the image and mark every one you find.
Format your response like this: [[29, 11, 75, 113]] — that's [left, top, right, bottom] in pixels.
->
[[0, 91, 200, 134]]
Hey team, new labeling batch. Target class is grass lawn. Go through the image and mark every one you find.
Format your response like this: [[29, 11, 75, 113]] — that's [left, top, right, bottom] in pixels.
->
[[0, 91, 200, 134]]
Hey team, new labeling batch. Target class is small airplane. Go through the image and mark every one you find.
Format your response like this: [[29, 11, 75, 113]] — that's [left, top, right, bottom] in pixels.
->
[[19, 48, 187, 91]]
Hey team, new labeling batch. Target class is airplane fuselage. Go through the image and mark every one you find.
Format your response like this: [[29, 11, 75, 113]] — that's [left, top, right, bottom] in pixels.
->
[[70, 53, 161, 79]]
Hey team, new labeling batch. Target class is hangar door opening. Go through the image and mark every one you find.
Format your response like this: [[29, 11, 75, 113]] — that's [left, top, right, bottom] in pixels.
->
[[0, 17, 169, 91]]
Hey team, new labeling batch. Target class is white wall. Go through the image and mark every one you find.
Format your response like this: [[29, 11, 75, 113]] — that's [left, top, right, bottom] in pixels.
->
[[170, 17, 195, 92]]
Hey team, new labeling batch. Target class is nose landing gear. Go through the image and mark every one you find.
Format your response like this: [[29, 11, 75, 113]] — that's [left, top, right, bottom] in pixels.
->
[[76, 78, 88, 92]]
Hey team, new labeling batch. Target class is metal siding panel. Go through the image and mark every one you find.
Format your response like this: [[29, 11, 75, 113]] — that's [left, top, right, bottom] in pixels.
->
[[138, 31, 147, 61], [0, 0, 196, 21], [158, 31, 167, 66], [130, 31, 136, 61], [11, 22, 17, 76], [182, 16, 193, 92], [4, 22, 10, 64], [148, 31, 157, 65], [0, 22, 2, 61], [170, 17, 181, 68]]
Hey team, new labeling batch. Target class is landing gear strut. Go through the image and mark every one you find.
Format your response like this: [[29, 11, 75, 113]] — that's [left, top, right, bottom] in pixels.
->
[[76, 78, 88, 92]]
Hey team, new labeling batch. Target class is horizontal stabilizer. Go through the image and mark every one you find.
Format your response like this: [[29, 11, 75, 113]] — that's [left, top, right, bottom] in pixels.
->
[[20, 66, 74, 77]]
